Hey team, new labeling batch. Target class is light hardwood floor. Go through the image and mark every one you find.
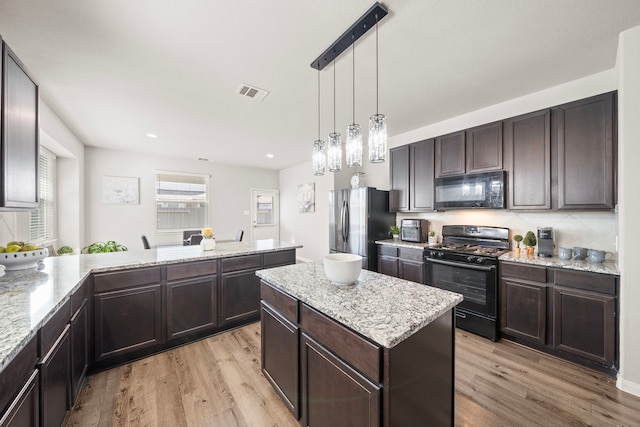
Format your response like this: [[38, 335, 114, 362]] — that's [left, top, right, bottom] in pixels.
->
[[65, 323, 640, 427]]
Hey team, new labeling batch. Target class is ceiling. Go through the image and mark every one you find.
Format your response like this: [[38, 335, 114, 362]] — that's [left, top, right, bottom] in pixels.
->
[[1, 1, 640, 171]]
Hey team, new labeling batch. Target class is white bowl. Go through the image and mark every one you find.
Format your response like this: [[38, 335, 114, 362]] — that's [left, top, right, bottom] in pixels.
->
[[323, 253, 362, 284], [0, 248, 49, 271]]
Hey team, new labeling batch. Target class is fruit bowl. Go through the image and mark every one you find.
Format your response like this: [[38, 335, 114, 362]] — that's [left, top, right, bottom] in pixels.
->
[[1, 248, 49, 271]]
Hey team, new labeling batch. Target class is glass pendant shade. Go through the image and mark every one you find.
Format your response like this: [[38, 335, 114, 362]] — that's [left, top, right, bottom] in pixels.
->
[[368, 113, 387, 163], [312, 139, 327, 176], [327, 132, 342, 172], [346, 124, 362, 167]]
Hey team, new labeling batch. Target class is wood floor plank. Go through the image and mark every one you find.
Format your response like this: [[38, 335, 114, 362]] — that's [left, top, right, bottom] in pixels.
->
[[65, 323, 640, 427]]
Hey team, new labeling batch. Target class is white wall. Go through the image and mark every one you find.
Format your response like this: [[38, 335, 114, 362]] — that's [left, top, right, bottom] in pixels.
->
[[84, 148, 279, 251], [279, 161, 334, 262], [616, 25, 640, 396]]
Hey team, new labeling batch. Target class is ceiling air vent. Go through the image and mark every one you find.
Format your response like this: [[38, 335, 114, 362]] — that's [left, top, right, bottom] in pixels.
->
[[236, 83, 269, 101]]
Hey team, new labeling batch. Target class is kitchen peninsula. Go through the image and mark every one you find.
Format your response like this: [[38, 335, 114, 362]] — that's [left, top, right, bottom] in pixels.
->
[[257, 262, 463, 426], [0, 240, 298, 427]]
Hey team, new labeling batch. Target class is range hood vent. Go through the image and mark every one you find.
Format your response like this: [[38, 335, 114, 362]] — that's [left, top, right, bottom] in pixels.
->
[[236, 83, 269, 101]]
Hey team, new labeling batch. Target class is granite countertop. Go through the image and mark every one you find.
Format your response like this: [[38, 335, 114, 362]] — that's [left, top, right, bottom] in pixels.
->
[[256, 262, 463, 348], [499, 251, 620, 275], [0, 240, 300, 371], [375, 239, 437, 250]]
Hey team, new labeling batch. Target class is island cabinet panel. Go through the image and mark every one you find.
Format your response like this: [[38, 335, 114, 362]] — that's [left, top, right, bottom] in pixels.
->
[[0, 336, 37, 423], [166, 276, 218, 340], [0, 370, 39, 427], [555, 91, 616, 210], [94, 284, 163, 363], [69, 299, 88, 404], [38, 325, 71, 427], [500, 278, 547, 345], [93, 267, 161, 293], [1, 41, 40, 209], [261, 302, 300, 419], [389, 145, 409, 211], [260, 281, 298, 323], [504, 109, 551, 210], [466, 121, 503, 173], [301, 333, 380, 427], [435, 131, 466, 177], [263, 249, 296, 268]]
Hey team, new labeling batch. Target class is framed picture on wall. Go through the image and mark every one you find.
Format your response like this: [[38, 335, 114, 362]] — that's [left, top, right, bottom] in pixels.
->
[[102, 176, 139, 204], [297, 183, 315, 212]]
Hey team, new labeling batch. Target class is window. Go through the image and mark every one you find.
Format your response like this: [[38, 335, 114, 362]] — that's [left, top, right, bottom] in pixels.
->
[[155, 171, 208, 231], [30, 148, 57, 244]]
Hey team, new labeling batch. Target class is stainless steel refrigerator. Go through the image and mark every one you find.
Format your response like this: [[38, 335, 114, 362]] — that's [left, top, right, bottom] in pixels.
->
[[329, 187, 396, 271]]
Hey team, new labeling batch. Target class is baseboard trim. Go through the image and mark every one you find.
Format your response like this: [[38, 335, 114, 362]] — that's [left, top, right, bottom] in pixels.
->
[[296, 256, 313, 263], [617, 377, 640, 397]]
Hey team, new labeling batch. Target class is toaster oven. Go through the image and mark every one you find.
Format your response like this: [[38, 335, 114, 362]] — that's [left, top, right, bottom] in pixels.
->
[[401, 219, 429, 243]]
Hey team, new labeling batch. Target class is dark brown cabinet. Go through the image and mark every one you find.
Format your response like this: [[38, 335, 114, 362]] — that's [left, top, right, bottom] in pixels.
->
[[377, 245, 424, 284], [435, 131, 465, 177], [466, 121, 503, 173], [166, 260, 218, 340], [500, 261, 618, 374], [504, 110, 551, 210], [220, 255, 262, 325], [301, 333, 380, 427], [390, 140, 435, 212], [39, 326, 71, 427], [0, 370, 39, 427], [1, 40, 39, 209], [555, 92, 616, 210], [70, 280, 89, 403], [389, 145, 409, 211]]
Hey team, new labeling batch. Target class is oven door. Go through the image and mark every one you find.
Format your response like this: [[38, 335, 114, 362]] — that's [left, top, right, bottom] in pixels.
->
[[425, 257, 497, 318]]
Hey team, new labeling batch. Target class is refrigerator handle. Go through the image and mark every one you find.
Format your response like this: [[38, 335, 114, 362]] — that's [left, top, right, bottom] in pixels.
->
[[344, 200, 350, 242]]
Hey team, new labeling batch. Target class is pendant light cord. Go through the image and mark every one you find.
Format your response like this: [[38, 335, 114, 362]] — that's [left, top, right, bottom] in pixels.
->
[[352, 34, 356, 125], [333, 57, 336, 133], [375, 14, 379, 115], [317, 67, 320, 140]]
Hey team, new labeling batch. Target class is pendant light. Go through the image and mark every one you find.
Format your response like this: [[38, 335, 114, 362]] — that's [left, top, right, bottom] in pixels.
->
[[345, 34, 362, 168], [368, 13, 387, 163], [327, 59, 342, 172], [312, 67, 327, 176]]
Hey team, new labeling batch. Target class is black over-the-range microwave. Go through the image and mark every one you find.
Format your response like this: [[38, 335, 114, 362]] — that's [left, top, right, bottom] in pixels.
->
[[434, 170, 506, 210]]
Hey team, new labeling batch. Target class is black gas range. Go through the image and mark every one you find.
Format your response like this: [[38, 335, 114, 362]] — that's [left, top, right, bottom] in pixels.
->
[[424, 225, 510, 341]]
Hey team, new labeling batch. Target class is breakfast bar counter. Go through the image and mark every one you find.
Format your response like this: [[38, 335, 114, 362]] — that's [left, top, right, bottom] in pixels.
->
[[257, 262, 462, 426]]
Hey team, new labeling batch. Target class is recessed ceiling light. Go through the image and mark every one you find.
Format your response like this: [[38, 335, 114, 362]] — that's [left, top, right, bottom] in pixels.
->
[[146, 133, 158, 138], [266, 153, 274, 158], [198, 157, 210, 162]]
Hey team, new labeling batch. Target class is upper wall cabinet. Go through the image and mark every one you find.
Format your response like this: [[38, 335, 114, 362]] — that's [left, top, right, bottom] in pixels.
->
[[389, 139, 434, 212], [504, 110, 551, 210], [435, 131, 465, 177], [555, 92, 616, 210], [435, 123, 503, 178], [1, 39, 40, 210]]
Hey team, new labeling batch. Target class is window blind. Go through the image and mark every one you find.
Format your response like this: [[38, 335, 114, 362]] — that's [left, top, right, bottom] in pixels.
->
[[155, 171, 209, 231], [30, 148, 57, 244]]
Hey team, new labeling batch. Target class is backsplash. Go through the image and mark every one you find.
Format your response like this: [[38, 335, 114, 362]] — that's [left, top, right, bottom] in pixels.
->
[[397, 210, 618, 258]]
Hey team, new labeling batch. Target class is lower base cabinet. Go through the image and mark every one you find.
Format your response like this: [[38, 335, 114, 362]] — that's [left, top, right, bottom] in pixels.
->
[[221, 270, 261, 325], [167, 276, 218, 340], [377, 245, 425, 284], [0, 371, 39, 427], [70, 300, 88, 403], [301, 334, 380, 427], [39, 326, 71, 427]]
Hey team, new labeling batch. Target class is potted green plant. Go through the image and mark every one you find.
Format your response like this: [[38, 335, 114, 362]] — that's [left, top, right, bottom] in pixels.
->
[[522, 231, 537, 255], [513, 234, 523, 254], [428, 230, 437, 245], [57, 246, 74, 255], [389, 225, 400, 239], [82, 240, 128, 254]]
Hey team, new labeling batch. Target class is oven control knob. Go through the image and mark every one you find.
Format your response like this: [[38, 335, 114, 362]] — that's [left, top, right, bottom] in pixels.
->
[[476, 257, 485, 264], [466, 256, 476, 263], [438, 252, 444, 258]]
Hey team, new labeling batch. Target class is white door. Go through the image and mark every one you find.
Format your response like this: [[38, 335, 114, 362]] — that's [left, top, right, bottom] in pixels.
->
[[251, 189, 279, 241]]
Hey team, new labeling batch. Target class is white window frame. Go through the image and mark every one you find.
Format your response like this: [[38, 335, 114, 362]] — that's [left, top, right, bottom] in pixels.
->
[[29, 147, 57, 245], [154, 170, 209, 233]]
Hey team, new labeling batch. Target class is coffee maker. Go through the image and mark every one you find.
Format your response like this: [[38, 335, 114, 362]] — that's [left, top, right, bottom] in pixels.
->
[[537, 227, 554, 257]]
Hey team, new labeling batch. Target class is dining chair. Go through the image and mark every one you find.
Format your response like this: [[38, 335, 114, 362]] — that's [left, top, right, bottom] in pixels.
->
[[141, 235, 150, 249], [183, 230, 201, 246], [235, 229, 244, 242]]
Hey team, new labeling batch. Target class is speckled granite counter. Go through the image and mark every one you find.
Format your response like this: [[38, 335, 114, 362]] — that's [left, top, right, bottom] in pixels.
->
[[256, 262, 463, 348], [499, 251, 620, 275], [375, 239, 437, 250], [0, 240, 300, 371]]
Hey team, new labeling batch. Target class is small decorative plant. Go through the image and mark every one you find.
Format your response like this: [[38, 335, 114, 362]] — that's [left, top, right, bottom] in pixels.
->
[[429, 231, 436, 238], [428, 230, 437, 244], [57, 246, 74, 255], [513, 234, 523, 248], [82, 240, 128, 254], [389, 225, 400, 237], [522, 231, 537, 255]]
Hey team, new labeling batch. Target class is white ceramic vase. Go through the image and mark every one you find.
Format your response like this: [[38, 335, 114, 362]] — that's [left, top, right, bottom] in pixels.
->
[[200, 237, 216, 251]]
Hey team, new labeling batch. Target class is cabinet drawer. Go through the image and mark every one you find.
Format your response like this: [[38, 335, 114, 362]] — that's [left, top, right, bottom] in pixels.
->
[[221, 255, 262, 273], [0, 336, 37, 416], [399, 247, 423, 262], [167, 260, 217, 281], [500, 262, 547, 283], [300, 304, 381, 383], [554, 269, 617, 296], [93, 267, 161, 293], [71, 279, 89, 314], [263, 250, 296, 268], [261, 281, 298, 323], [379, 245, 398, 257], [39, 299, 71, 357]]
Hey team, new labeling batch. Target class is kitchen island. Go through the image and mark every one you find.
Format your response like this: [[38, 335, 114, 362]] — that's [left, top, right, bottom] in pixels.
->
[[257, 262, 463, 427], [0, 240, 299, 427]]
